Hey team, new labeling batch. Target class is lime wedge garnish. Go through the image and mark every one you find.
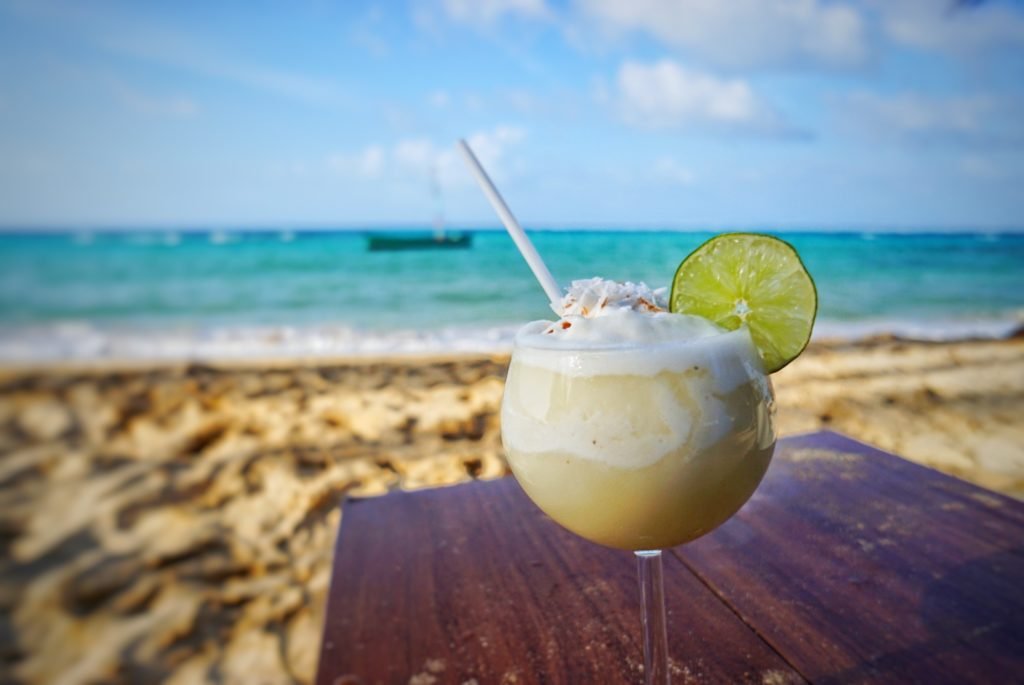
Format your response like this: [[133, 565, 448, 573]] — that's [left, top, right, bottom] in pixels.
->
[[669, 233, 817, 373]]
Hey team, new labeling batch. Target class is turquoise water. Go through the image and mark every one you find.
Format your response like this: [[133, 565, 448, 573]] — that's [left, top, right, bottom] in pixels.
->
[[1, 229, 1022, 359]]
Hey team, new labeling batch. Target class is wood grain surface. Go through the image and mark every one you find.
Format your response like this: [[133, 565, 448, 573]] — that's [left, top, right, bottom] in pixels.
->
[[677, 431, 1024, 685], [317, 431, 1024, 684]]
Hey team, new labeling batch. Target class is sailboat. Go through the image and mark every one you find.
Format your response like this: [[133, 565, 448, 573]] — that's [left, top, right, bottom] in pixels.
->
[[366, 164, 472, 251]]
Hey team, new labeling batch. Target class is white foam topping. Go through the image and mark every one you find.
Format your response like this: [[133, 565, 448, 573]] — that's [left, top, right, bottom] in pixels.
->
[[504, 279, 769, 468], [523, 277, 721, 349], [513, 278, 760, 379]]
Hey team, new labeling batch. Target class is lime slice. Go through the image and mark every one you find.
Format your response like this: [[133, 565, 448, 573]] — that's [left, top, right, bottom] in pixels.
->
[[670, 233, 817, 373]]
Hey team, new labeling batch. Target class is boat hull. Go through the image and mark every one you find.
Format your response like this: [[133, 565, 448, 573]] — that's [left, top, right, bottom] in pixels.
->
[[366, 233, 472, 251]]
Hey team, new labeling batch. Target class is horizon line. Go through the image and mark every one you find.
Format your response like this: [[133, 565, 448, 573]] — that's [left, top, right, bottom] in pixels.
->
[[1, 223, 1023, 235]]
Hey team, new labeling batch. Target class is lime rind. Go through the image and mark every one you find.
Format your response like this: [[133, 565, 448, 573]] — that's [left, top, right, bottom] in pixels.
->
[[669, 232, 817, 373]]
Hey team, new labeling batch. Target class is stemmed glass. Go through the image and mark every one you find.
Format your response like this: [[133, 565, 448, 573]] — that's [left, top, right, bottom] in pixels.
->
[[456, 138, 777, 683], [501, 325, 776, 683]]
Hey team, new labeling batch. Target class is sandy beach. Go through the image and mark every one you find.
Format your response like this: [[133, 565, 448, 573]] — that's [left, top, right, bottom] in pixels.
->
[[1, 335, 1023, 684]]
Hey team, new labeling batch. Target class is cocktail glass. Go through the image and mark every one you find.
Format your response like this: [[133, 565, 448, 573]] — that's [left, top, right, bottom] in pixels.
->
[[501, 323, 776, 684]]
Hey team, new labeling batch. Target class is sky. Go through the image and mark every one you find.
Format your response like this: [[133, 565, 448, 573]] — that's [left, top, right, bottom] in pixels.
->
[[0, 0, 1023, 230]]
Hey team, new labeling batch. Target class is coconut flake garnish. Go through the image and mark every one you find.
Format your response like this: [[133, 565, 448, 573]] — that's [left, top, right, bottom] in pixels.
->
[[544, 278, 668, 334]]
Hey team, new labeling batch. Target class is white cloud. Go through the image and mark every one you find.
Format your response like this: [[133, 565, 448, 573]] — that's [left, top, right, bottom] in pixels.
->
[[576, 0, 869, 69], [400, 125, 527, 186], [876, 0, 1024, 56], [838, 91, 1024, 145], [613, 60, 785, 133], [393, 139, 437, 172], [327, 126, 528, 186], [442, 0, 551, 26], [457, 125, 527, 177]]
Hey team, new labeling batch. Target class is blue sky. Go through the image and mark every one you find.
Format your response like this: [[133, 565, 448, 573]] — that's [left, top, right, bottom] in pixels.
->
[[1, 0, 1023, 230]]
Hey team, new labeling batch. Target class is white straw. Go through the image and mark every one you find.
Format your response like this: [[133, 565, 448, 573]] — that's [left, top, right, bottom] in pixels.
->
[[457, 139, 562, 307]]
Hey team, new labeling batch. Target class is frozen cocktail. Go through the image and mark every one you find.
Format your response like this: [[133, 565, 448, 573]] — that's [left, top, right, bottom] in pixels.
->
[[502, 279, 776, 551], [458, 140, 817, 685]]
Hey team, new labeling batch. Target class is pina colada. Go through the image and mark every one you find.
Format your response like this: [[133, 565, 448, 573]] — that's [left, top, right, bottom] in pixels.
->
[[501, 279, 775, 550], [459, 138, 817, 685]]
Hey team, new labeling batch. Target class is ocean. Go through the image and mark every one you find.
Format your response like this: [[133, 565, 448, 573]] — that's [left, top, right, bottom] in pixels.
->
[[1, 229, 1022, 362]]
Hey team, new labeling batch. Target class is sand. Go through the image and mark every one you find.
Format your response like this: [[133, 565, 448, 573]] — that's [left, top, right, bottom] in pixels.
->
[[1, 336, 1022, 684]]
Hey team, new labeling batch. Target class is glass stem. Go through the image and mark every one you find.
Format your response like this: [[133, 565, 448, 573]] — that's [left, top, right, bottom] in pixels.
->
[[635, 549, 670, 684]]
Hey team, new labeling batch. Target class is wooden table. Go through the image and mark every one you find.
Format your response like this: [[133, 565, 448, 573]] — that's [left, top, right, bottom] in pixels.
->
[[316, 431, 1024, 684]]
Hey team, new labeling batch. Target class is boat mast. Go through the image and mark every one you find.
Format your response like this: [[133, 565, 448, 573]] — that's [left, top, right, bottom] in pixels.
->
[[431, 162, 445, 240]]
